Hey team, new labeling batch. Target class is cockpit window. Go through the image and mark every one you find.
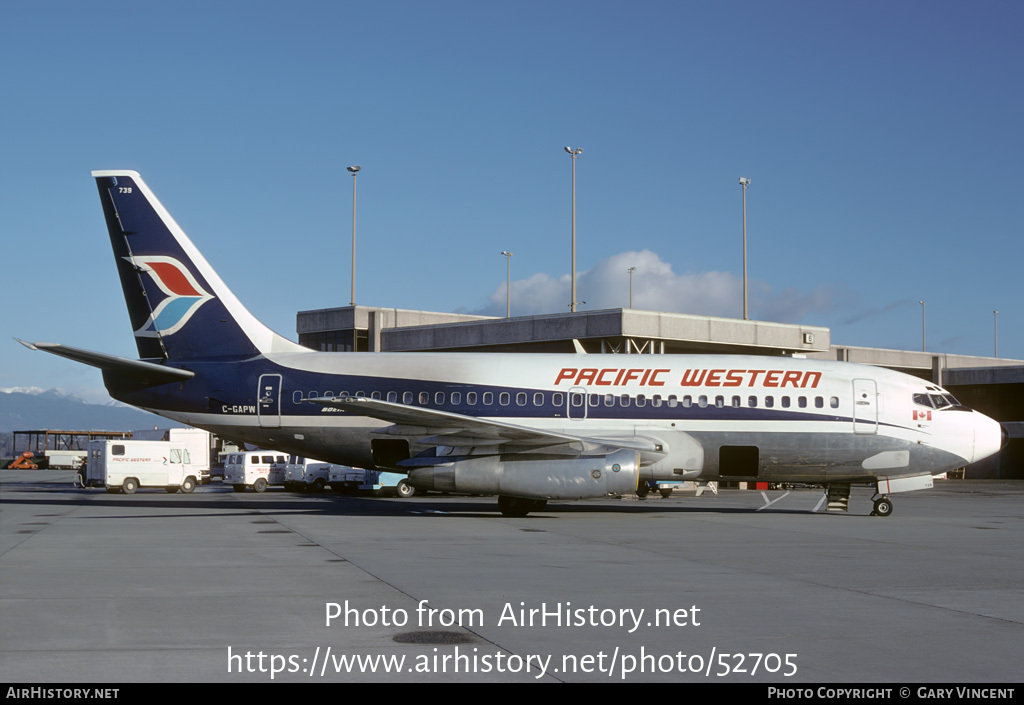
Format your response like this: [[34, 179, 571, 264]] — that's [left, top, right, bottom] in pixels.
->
[[916, 392, 964, 410]]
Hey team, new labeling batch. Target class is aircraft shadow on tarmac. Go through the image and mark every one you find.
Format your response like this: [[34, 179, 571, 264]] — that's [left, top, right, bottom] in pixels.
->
[[2, 480, 858, 518]]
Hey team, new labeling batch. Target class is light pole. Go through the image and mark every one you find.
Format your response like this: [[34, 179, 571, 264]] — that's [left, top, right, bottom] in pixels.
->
[[919, 301, 926, 351], [347, 165, 361, 306], [565, 146, 583, 313], [739, 177, 751, 320], [994, 310, 998, 358], [501, 251, 513, 318], [627, 266, 636, 308]]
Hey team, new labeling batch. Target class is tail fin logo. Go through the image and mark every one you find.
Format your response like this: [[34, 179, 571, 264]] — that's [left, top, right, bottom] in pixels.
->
[[126, 255, 215, 337]]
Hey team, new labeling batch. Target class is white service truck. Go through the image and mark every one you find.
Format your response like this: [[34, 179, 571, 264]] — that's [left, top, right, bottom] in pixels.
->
[[85, 440, 200, 494], [132, 428, 213, 484], [222, 451, 287, 492], [281, 456, 334, 492], [327, 467, 416, 498]]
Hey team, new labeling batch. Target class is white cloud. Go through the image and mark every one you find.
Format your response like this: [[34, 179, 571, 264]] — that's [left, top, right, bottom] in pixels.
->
[[475, 249, 839, 323]]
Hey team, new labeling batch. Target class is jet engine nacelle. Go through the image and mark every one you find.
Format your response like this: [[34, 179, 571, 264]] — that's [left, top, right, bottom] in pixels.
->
[[407, 448, 640, 500]]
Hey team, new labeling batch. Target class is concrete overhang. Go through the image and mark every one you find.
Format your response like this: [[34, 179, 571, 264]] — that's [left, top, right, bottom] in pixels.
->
[[380, 308, 831, 355]]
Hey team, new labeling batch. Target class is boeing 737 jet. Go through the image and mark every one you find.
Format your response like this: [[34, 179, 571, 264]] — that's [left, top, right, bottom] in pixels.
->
[[18, 171, 1004, 516]]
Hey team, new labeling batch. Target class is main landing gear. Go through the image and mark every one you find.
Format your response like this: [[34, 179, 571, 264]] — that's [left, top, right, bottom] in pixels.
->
[[497, 495, 548, 517]]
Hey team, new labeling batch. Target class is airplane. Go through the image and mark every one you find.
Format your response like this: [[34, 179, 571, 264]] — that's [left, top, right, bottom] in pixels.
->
[[18, 170, 1004, 517]]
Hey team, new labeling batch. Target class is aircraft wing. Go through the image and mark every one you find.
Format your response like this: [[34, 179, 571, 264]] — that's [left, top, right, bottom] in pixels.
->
[[308, 396, 664, 455]]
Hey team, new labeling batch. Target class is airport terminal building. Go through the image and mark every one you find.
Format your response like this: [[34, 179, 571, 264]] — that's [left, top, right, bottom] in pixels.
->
[[297, 305, 1024, 479]]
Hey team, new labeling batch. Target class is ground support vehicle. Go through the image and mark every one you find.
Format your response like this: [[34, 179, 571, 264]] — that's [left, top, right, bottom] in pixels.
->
[[222, 451, 287, 492], [85, 440, 199, 494]]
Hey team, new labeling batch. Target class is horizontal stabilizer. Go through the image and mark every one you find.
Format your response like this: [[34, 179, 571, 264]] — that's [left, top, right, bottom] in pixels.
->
[[16, 339, 195, 385]]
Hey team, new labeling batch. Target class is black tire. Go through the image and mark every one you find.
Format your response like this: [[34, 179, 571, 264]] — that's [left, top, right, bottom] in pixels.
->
[[181, 477, 196, 494], [122, 478, 138, 495], [659, 488, 673, 498], [311, 478, 326, 493], [166, 487, 179, 494], [232, 484, 246, 492], [873, 497, 893, 517], [636, 483, 649, 499], [105, 487, 120, 494], [253, 478, 267, 493], [395, 480, 416, 498]]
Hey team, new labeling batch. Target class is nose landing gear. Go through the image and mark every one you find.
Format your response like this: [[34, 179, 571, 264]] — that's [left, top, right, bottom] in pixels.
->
[[871, 495, 893, 517]]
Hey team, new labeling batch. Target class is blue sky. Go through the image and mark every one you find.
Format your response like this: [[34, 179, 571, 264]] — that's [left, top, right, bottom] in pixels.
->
[[3, 1, 1022, 401]]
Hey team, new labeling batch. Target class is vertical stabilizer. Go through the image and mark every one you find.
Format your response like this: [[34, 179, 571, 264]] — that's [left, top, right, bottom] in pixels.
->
[[92, 171, 305, 360]]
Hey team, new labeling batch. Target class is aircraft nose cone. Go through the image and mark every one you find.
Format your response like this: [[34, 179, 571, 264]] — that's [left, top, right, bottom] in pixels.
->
[[973, 413, 1003, 464]]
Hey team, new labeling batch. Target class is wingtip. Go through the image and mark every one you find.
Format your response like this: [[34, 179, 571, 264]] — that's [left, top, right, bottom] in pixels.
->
[[14, 338, 38, 351]]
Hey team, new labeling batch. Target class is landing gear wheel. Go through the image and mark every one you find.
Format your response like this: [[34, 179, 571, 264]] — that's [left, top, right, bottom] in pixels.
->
[[872, 497, 893, 517], [659, 488, 673, 498], [395, 480, 416, 498], [122, 477, 138, 495], [252, 478, 267, 493], [181, 477, 196, 494], [498, 495, 537, 517], [636, 483, 649, 499]]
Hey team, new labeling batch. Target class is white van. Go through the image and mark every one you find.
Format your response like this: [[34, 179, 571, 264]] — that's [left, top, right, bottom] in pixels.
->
[[223, 451, 287, 492], [86, 440, 200, 494], [282, 456, 332, 492]]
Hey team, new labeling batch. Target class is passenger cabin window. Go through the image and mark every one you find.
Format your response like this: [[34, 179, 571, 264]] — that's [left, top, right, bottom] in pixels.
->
[[403, 391, 413, 404], [451, 392, 462, 405], [533, 393, 544, 406], [499, 392, 510, 406], [467, 392, 478, 405], [483, 392, 494, 405], [830, 397, 839, 408]]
